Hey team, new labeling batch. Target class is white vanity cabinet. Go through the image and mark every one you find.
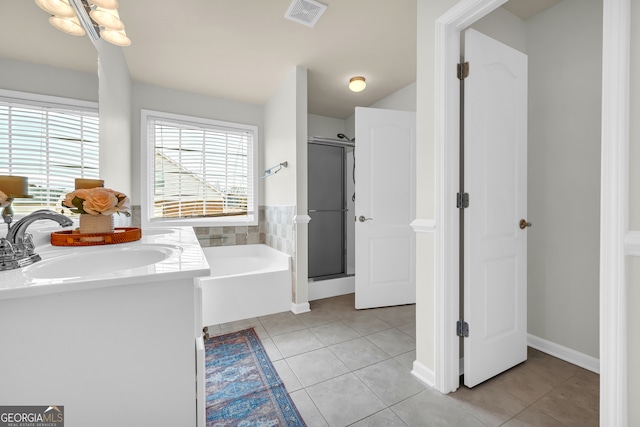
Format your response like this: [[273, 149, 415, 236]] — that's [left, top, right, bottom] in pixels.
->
[[0, 227, 209, 427]]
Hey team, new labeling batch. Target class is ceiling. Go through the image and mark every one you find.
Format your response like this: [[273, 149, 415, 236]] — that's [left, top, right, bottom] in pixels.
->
[[0, 0, 561, 120]]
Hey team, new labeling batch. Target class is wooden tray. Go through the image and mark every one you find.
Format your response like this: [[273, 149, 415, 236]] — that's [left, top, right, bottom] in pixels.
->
[[51, 227, 142, 246]]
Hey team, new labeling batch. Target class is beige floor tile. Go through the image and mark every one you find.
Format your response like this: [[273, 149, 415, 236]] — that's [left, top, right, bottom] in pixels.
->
[[340, 313, 394, 336], [272, 359, 304, 393], [355, 358, 427, 406], [289, 389, 329, 427], [532, 372, 599, 426], [329, 337, 391, 370], [501, 407, 565, 427], [285, 348, 350, 387], [372, 304, 416, 327], [492, 363, 556, 405], [306, 373, 386, 427], [258, 311, 307, 336], [351, 408, 408, 426], [260, 337, 284, 362], [450, 383, 528, 426], [310, 320, 361, 346], [296, 309, 341, 328], [394, 349, 416, 370], [392, 389, 486, 427], [271, 328, 325, 358], [524, 348, 583, 386], [365, 328, 416, 356]]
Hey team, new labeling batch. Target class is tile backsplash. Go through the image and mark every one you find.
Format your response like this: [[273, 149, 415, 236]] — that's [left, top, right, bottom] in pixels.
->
[[130, 205, 295, 254]]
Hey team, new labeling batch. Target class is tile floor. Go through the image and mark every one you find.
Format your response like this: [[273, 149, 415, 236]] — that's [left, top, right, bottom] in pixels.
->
[[205, 293, 599, 427]]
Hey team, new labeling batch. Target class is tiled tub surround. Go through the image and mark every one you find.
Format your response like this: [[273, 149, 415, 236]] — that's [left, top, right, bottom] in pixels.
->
[[130, 205, 294, 252], [194, 207, 267, 247]]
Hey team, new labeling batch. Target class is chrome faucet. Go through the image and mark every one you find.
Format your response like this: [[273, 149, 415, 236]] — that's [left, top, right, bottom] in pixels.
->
[[1, 210, 73, 271]]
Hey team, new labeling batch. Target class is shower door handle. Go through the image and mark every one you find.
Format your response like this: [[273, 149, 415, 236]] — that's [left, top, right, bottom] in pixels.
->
[[358, 216, 373, 222]]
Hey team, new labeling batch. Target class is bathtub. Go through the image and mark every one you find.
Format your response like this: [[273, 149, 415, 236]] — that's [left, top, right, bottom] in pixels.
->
[[197, 244, 292, 326]]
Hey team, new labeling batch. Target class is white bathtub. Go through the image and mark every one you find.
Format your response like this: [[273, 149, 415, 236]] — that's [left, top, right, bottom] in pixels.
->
[[197, 244, 292, 326]]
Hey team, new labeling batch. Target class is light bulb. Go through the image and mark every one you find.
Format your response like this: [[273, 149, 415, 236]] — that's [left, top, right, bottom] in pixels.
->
[[49, 15, 86, 36], [89, 0, 119, 8], [100, 28, 131, 46], [90, 7, 124, 31], [35, 0, 75, 18], [349, 76, 366, 92]]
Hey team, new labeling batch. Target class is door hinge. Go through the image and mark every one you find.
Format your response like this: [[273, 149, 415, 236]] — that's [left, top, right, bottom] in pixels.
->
[[457, 320, 469, 337], [457, 192, 469, 209], [457, 62, 469, 80]]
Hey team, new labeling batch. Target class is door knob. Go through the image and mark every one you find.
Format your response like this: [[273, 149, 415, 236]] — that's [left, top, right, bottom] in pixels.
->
[[358, 216, 373, 222], [519, 219, 532, 229]]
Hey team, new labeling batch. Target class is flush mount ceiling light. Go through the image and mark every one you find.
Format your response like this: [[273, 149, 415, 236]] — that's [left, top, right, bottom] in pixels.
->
[[349, 76, 366, 93], [35, 0, 131, 46]]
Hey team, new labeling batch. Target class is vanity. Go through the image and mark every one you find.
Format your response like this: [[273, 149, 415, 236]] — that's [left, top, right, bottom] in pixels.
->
[[0, 225, 209, 427]]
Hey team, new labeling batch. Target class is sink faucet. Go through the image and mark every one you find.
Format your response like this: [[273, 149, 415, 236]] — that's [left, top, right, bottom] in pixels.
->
[[1, 210, 73, 271]]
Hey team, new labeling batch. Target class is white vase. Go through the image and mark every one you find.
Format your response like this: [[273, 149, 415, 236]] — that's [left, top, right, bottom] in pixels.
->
[[79, 214, 114, 234]]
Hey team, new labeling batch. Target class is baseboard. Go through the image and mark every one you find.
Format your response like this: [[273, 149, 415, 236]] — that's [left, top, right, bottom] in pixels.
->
[[527, 334, 600, 374], [290, 302, 310, 314], [308, 276, 355, 301], [411, 360, 436, 388]]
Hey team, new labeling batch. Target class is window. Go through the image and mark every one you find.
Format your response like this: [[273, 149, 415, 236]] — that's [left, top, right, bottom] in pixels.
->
[[0, 90, 99, 216], [141, 110, 258, 227]]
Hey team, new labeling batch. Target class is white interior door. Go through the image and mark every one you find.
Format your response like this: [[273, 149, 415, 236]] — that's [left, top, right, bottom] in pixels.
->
[[354, 107, 416, 309], [463, 29, 528, 387]]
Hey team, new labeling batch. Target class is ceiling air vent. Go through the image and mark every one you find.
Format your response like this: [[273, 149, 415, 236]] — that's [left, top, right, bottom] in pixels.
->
[[284, 0, 327, 28]]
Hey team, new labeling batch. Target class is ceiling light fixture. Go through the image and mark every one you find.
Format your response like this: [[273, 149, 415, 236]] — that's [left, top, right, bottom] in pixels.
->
[[34, 0, 131, 46], [349, 76, 366, 93], [48, 15, 86, 36]]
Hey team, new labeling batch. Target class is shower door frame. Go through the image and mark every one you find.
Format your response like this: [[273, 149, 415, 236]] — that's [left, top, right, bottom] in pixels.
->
[[307, 137, 355, 281]]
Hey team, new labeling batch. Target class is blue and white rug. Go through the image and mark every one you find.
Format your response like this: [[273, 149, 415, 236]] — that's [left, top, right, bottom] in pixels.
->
[[205, 328, 306, 427]]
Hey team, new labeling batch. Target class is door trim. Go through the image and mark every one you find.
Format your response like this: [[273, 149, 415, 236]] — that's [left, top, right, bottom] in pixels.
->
[[434, 0, 629, 425]]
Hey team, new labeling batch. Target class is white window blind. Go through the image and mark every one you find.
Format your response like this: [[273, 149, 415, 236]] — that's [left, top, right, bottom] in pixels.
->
[[0, 94, 100, 215], [145, 113, 256, 223]]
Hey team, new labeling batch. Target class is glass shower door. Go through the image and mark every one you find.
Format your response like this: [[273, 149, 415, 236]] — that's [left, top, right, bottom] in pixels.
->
[[308, 143, 346, 279]]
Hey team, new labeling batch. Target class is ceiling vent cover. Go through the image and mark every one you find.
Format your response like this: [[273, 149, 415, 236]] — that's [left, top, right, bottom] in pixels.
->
[[284, 0, 327, 28]]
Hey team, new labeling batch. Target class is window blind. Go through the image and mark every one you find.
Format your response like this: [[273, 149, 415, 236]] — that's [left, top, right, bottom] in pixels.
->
[[0, 97, 100, 215], [148, 116, 254, 220]]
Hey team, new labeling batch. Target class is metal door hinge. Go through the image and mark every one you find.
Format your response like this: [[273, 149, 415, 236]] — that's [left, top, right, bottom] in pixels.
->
[[457, 192, 469, 209], [457, 62, 469, 80], [457, 320, 469, 337]]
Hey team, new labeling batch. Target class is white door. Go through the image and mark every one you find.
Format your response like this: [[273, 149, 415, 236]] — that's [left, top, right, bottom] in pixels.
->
[[354, 107, 416, 309], [463, 29, 528, 387]]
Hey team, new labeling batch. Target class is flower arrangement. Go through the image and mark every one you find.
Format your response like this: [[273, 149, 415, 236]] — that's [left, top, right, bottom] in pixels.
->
[[0, 190, 9, 208], [62, 187, 131, 216]]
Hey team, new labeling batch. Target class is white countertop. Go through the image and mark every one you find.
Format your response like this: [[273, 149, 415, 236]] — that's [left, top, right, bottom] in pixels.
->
[[0, 225, 210, 300]]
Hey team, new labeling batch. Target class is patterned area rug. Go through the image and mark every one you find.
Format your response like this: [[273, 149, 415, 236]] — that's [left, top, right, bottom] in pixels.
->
[[205, 328, 306, 427]]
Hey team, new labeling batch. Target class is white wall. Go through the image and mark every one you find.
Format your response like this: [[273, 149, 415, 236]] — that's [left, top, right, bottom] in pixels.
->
[[308, 114, 345, 138], [0, 58, 98, 102], [415, 0, 459, 373], [628, 0, 640, 423], [369, 82, 418, 112], [264, 66, 309, 304], [525, 0, 602, 359], [471, 6, 527, 53], [264, 68, 301, 207], [97, 42, 132, 205]]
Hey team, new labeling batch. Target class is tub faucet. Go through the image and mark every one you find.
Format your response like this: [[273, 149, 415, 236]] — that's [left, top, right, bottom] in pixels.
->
[[0, 210, 73, 271]]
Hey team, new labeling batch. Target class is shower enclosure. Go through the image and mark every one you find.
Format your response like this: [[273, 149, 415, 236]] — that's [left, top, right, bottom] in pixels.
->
[[307, 136, 354, 280]]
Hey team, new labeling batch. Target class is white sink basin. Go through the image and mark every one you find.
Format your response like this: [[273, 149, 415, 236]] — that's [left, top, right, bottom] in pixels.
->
[[24, 244, 182, 279], [141, 228, 177, 236]]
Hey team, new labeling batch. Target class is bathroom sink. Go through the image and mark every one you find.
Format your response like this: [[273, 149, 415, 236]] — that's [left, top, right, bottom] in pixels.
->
[[23, 244, 182, 279], [141, 228, 177, 236]]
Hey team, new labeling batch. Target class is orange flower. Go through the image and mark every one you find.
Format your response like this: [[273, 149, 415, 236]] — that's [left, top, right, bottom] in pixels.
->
[[83, 188, 119, 215]]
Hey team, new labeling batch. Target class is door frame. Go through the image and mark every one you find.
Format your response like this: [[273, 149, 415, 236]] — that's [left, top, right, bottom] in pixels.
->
[[434, 1, 629, 426]]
